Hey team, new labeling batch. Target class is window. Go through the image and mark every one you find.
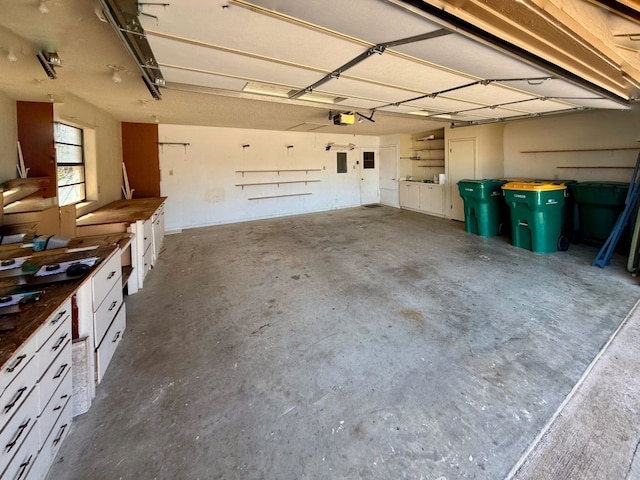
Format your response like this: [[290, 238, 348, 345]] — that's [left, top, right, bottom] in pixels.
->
[[363, 151, 375, 169], [54, 122, 86, 206], [337, 152, 347, 173]]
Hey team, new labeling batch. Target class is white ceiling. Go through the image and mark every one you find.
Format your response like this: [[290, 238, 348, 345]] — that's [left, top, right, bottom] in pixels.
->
[[0, 0, 635, 135]]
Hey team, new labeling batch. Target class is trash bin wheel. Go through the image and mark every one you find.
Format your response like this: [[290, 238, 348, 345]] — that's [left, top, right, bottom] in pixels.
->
[[498, 222, 507, 236], [557, 235, 570, 251]]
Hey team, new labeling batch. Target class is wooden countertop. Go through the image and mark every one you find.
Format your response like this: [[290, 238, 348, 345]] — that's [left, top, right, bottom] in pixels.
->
[[76, 197, 166, 227], [0, 245, 119, 369]]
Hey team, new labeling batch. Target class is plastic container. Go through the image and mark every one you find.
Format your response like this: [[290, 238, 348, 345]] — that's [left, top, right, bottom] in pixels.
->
[[502, 181, 568, 253], [457, 179, 508, 237], [534, 179, 578, 240], [569, 181, 630, 244]]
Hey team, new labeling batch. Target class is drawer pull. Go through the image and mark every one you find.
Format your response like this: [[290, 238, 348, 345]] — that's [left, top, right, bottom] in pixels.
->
[[61, 394, 69, 400], [52, 333, 69, 351], [53, 405, 62, 411], [6, 418, 30, 452], [53, 423, 68, 446], [107, 271, 116, 280], [17, 454, 32, 480], [108, 301, 118, 311], [52, 310, 67, 325], [112, 331, 121, 343], [53, 363, 68, 380], [4, 386, 27, 413], [6, 354, 27, 373]]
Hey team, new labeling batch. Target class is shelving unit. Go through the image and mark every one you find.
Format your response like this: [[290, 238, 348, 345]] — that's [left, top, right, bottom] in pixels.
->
[[235, 180, 320, 189], [235, 169, 321, 200], [236, 169, 321, 176], [412, 138, 445, 167]]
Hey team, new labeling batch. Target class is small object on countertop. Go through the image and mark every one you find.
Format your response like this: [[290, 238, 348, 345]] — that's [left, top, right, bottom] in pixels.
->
[[1, 259, 15, 267], [21, 262, 38, 273], [66, 262, 92, 277], [45, 263, 60, 272], [0, 295, 12, 304]]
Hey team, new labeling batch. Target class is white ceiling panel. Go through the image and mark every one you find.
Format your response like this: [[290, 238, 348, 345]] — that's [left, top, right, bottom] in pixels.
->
[[141, 1, 365, 72], [346, 53, 473, 94], [395, 33, 550, 80], [566, 98, 631, 110], [503, 98, 578, 114], [314, 78, 423, 104], [242, 0, 444, 45], [147, 34, 323, 89], [160, 67, 249, 91], [405, 96, 481, 113], [466, 107, 542, 119], [446, 83, 536, 106], [337, 98, 387, 110]]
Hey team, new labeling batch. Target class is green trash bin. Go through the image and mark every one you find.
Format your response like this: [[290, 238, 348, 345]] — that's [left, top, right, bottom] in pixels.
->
[[568, 181, 630, 244], [457, 179, 508, 237], [534, 179, 578, 240], [502, 181, 568, 254]]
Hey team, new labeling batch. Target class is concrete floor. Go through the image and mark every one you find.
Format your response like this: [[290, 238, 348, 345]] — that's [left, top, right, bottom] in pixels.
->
[[48, 206, 639, 480]]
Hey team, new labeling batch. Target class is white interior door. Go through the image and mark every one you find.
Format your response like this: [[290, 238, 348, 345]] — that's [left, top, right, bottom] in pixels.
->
[[448, 138, 476, 221], [360, 150, 379, 205], [379, 145, 398, 206]]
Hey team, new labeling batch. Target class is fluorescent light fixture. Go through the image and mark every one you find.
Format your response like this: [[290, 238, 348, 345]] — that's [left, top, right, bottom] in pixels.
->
[[296, 92, 347, 104], [39, 0, 49, 14], [7, 50, 17, 62], [408, 110, 431, 116], [242, 83, 290, 98]]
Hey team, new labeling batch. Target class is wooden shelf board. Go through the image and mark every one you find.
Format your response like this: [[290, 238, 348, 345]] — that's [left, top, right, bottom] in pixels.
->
[[122, 265, 134, 288], [235, 180, 321, 187], [236, 169, 321, 173], [521, 147, 640, 153], [248, 193, 312, 200], [556, 166, 634, 169]]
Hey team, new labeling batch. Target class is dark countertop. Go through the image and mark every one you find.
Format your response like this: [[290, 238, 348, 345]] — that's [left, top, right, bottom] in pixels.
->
[[0, 245, 119, 370], [76, 198, 167, 227]]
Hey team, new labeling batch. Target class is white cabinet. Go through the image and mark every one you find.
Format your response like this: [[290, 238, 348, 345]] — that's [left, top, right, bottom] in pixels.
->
[[0, 301, 72, 480], [90, 251, 125, 384], [421, 184, 445, 217], [399, 181, 445, 217], [128, 202, 165, 292], [399, 182, 420, 210]]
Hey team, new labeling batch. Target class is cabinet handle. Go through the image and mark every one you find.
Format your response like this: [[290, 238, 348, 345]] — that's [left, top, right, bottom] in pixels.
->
[[112, 331, 121, 343], [5, 418, 30, 452], [17, 454, 32, 480], [4, 386, 27, 413], [52, 333, 68, 351], [107, 271, 116, 280], [6, 354, 26, 373], [53, 363, 68, 380], [61, 394, 69, 400], [53, 405, 62, 411], [108, 301, 118, 311], [51, 310, 67, 325], [53, 423, 68, 446]]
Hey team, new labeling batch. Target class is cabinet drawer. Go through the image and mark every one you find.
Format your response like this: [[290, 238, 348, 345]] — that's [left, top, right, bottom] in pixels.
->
[[96, 303, 126, 384], [143, 243, 153, 278], [38, 370, 71, 450], [31, 398, 71, 480], [0, 356, 38, 426], [0, 341, 36, 394], [35, 300, 71, 352], [37, 320, 70, 383], [0, 388, 37, 473], [1, 414, 38, 480], [93, 282, 124, 348], [91, 252, 122, 310], [36, 342, 70, 415], [142, 219, 152, 253]]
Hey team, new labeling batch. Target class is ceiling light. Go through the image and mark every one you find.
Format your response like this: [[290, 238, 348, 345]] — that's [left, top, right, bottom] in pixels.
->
[[7, 50, 17, 62], [408, 110, 431, 117], [48, 94, 54, 103], [39, 1, 49, 13], [295, 91, 347, 105], [242, 83, 290, 98], [107, 64, 124, 83], [153, 115, 159, 123]]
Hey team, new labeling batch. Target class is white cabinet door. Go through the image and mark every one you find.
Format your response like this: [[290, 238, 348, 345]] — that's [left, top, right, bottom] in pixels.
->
[[399, 182, 420, 210], [421, 185, 445, 217]]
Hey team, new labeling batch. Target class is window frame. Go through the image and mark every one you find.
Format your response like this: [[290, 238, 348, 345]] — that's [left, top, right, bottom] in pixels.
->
[[54, 121, 86, 206]]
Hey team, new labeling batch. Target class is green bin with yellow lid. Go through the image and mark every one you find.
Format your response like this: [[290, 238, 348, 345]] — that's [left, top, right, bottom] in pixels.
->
[[502, 181, 569, 254]]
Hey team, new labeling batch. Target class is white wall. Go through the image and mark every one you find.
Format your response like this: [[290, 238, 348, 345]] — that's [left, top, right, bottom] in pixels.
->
[[159, 125, 378, 231], [504, 108, 640, 182], [0, 92, 18, 184]]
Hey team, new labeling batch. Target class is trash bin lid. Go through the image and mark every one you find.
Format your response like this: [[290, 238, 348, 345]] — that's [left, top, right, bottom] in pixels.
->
[[502, 181, 566, 192]]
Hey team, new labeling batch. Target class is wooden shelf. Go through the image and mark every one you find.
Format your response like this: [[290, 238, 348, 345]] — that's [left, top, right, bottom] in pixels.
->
[[521, 147, 640, 153], [235, 180, 320, 189], [236, 169, 321, 176], [122, 265, 134, 288], [248, 193, 312, 200], [556, 166, 634, 169]]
